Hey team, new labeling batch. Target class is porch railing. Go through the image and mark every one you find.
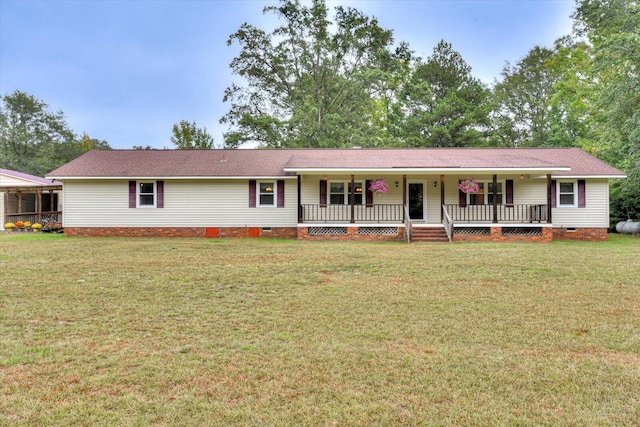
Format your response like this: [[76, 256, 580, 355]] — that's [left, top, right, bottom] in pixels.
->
[[301, 204, 404, 223], [443, 204, 548, 223], [442, 205, 454, 241], [404, 204, 412, 243], [5, 211, 62, 225]]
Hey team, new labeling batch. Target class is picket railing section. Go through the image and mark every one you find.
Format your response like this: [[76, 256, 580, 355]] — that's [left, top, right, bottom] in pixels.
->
[[443, 204, 548, 223], [301, 204, 404, 223]]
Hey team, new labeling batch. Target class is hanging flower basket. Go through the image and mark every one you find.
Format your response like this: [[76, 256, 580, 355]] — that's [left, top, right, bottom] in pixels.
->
[[458, 177, 480, 194], [368, 179, 388, 194]]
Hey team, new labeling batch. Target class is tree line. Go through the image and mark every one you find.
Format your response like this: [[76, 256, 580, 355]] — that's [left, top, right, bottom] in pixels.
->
[[221, 0, 639, 222], [1, 0, 637, 222]]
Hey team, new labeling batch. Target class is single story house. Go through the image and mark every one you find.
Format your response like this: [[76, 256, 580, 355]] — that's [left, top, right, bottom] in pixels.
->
[[1, 168, 62, 230], [46, 148, 626, 242]]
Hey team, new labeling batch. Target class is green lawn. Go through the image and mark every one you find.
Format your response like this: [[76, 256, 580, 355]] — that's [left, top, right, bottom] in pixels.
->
[[1, 234, 639, 425]]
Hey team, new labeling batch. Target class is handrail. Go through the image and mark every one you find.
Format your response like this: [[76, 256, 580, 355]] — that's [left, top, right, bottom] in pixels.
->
[[5, 211, 62, 225], [300, 204, 403, 223], [442, 204, 548, 223], [404, 204, 412, 243], [442, 205, 454, 242]]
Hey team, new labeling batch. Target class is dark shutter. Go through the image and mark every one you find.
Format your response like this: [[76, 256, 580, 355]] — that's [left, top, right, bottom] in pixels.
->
[[506, 179, 514, 206], [277, 180, 285, 208], [458, 181, 467, 208], [129, 181, 136, 208], [365, 179, 373, 207], [249, 180, 256, 208], [578, 179, 586, 208], [551, 180, 557, 208], [157, 180, 164, 208], [319, 180, 327, 206]]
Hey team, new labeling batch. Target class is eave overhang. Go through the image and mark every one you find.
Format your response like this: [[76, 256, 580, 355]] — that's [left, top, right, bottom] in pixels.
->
[[45, 175, 297, 181], [284, 167, 572, 174], [550, 174, 627, 179]]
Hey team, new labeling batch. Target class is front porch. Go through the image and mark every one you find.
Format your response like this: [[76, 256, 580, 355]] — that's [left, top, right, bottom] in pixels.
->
[[300, 203, 549, 225], [2, 186, 63, 228], [295, 172, 556, 242], [299, 203, 551, 243]]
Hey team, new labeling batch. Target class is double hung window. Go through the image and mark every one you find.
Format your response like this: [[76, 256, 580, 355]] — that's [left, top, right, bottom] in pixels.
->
[[329, 181, 363, 205], [467, 181, 503, 205], [558, 181, 576, 207], [138, 182, 156, 207], [259, 182, 275, 207]]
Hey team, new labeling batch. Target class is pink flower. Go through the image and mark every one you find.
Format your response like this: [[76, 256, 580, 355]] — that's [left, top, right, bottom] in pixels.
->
[[458, 178, 480, 194], [369, 179, 388, 194]]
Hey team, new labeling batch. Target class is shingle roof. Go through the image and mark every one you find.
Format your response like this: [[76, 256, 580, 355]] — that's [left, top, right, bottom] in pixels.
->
[[46, 148, 626, 179], [47, 149, 296, 178]]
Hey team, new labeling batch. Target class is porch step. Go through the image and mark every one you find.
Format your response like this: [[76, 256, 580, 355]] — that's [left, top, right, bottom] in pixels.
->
[[411, 226, 450, 243]]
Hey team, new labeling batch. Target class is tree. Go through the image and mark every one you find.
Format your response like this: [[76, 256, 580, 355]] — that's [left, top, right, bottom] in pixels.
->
[[221, 0, 398, 148], [491, 46, 560, 147], [574, 0, 640, 223], [80, 132, 110, 151], [545, 37, 594, 149], [0, 90, 77, 176], [0, 91, 111, 176], [400, 40, 491, 147], [171, 120, 215, 149]]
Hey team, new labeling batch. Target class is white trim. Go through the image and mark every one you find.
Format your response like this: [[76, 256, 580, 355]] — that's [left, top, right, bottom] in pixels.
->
[[407, 181, 427, 221], [328, 180, 364, 205], [464, 179, 505, 205], [47, 175, 297, 180], [551, 175, 626, 179], [556, 179, 577, 208], [137, 180, 157, 208], [257, 180, 276, 207], [285, 167, 571, 173]]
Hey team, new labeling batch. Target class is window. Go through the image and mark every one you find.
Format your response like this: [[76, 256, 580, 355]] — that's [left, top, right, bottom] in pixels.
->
[[558, 181, 576, 207], [488, 182, 503, 204], [329, 181, 363, 205], [330, 182, 345, 205], [467, 181, 503, 205], [138, 182, 156, 207], [129, 180, 163, 209], [259, 181, 275, 206]]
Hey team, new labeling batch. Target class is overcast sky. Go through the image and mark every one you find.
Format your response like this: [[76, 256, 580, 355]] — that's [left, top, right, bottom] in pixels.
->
[[0, 0, 576, 149]]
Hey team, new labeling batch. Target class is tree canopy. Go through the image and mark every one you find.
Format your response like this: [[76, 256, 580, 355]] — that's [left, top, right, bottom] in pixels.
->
[[221, 0, 397, 148], [171, 120, 215, 149], [0, 90, 110, 177], [400, 40, 491, 147]]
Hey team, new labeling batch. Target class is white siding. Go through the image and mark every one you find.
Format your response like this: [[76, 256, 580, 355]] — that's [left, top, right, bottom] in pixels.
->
[[552, 179, 610, 228], [63, 176, 610, 229], [63, 179, 298, 228]]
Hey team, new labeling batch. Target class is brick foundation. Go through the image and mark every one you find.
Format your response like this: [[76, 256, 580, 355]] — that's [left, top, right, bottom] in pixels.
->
[[297, 226, 406, 242], [453, 226, 553, 243], [64, 227, 298, 239], [552, 227, 608, 241], [62, 225, 608, 242]]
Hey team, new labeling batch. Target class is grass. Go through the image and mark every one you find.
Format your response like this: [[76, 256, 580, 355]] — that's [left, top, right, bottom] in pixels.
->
[[1, 233, 639, 426]]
